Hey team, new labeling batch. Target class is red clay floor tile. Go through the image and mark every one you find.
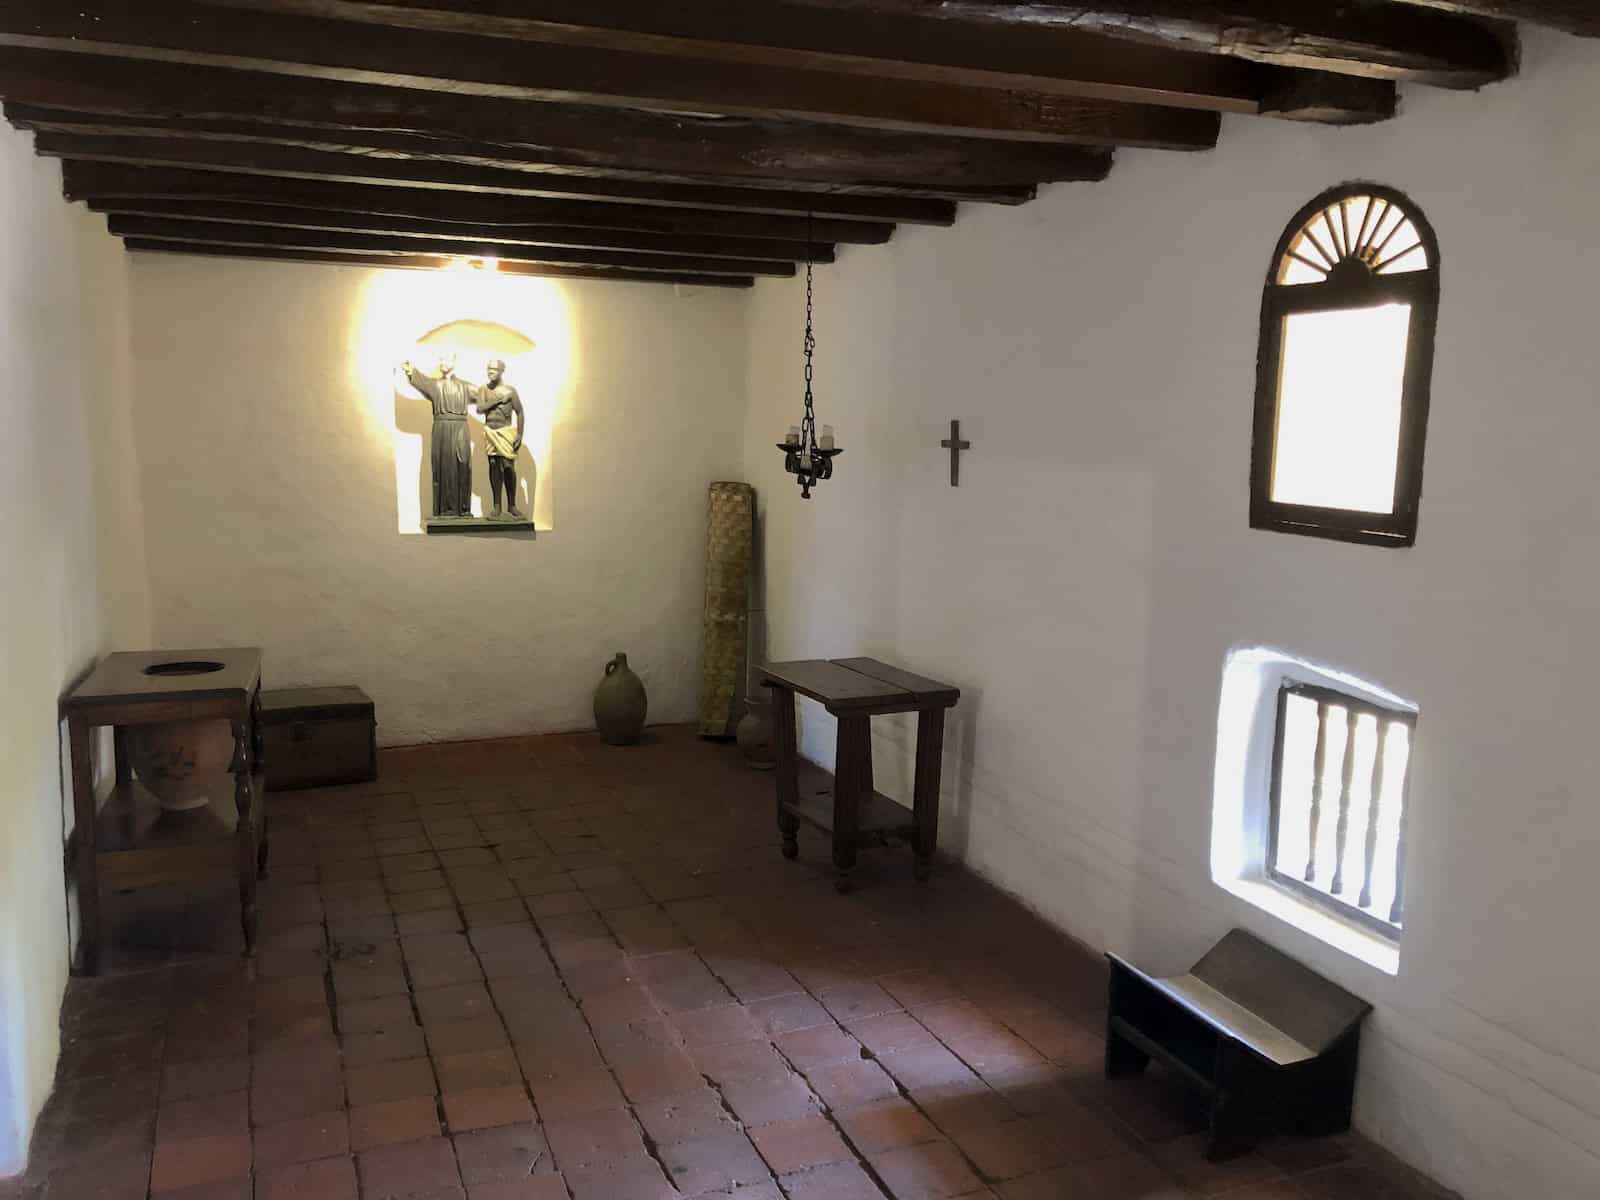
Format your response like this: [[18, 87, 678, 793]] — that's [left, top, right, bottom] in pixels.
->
[[348, 1097, 441, 1151]]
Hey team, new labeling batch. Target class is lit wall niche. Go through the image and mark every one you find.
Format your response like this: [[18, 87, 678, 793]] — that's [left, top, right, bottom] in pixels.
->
[[356, 266, 571, 534]]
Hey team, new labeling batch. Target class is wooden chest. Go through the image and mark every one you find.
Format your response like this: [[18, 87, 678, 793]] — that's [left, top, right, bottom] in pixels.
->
[[261, 686, 376, 791]]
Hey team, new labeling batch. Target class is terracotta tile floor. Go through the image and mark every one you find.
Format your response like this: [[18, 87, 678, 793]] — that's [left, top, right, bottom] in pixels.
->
[[10, 727, 1461, 1200]]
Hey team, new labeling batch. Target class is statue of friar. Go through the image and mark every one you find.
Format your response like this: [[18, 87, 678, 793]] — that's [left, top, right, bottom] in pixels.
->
[[474, 358, 526, 519], [400, 353, 474, 518]]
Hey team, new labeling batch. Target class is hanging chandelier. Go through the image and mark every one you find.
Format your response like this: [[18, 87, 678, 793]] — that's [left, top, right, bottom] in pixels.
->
[[777, 217, 841, 499]]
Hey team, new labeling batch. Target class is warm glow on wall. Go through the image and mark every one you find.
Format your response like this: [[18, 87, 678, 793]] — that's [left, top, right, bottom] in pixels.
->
[[355, 267, 573, 534]]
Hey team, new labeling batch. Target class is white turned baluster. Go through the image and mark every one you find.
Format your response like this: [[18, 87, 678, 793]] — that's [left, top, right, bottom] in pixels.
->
[[1389, 748, 1413, 926], [1358, 719, 1389, 910], [1330, 708, 1359, 896], [1305, 702, 1331, 883]]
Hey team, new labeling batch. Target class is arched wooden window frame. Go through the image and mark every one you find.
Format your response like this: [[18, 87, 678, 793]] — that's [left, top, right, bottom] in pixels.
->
[[1250, 183, 1441, 547]]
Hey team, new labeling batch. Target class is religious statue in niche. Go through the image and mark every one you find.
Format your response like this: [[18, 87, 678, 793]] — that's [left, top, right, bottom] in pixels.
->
[[478, 358, 526, 519], [401, 352, 475, 519], [400, 353, 529, 524]]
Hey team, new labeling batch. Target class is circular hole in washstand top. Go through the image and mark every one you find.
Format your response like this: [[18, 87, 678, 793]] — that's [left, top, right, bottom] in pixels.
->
[[142, 660, 227, 677]]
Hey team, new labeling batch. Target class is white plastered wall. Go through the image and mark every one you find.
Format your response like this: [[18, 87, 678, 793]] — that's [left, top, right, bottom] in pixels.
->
[[0, 125, 147, 1176], [128, 258, 748, 744], [743, 29, 1600, 1200]]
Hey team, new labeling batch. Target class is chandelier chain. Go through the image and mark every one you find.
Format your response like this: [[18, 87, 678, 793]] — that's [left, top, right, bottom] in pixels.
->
[[802, 256, 816, 446]]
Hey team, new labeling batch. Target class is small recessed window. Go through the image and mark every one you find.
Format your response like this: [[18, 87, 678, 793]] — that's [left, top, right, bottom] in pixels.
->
[[1269, 683, 1415, 939], [1252, 184, 1440, 546]]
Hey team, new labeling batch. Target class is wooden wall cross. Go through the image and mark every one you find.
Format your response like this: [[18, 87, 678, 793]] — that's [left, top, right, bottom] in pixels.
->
[[940, 420, 972, 487]]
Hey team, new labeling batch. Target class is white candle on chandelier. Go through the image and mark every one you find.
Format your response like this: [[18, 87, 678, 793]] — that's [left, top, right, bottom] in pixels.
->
[[786, 425, 801, 445], [819, 425, 835, 450]]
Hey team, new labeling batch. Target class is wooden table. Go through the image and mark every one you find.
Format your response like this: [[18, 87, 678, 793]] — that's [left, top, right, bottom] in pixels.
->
[[64, 648, 266, 975], [761, 657, 959, 892]]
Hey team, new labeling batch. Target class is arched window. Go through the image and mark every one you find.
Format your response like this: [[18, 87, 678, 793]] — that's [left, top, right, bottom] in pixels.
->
[[1251, 184, 1440, 546]]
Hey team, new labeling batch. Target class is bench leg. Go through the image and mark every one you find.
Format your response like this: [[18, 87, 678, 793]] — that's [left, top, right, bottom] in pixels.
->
[[832, 716, 870, 893], [911, 707, 945, 881], [771, 687, 800, 860], [1206, 1094, 1257, 1162], [1105, 1029, 1151, 1078]]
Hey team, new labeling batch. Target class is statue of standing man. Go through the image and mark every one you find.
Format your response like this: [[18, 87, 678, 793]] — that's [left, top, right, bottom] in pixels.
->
[[475, 358, 526, 519], [401, 353, 474, 518]]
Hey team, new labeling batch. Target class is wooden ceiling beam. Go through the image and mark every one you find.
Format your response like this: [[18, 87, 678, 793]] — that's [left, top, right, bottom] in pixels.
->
[[1396, 1, 1599, 37], [196, 0, 1509, 89], [33, 133, 958, 225], [108, 215, 795, 277], [200, 0, 1398, 123], [59, 162, 898, 245], [122, 240, 756, 288], [773, 1, 1515, 88], [0, 0, 1220, 148], [0, 51, 1112, 191], [5, 106, 1045, 206], [86, 199, 838, 263]]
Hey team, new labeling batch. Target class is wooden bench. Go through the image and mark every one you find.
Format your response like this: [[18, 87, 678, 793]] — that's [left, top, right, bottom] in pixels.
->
[[761, 657, 959, 892], [1106, 929, 1371, 1160]]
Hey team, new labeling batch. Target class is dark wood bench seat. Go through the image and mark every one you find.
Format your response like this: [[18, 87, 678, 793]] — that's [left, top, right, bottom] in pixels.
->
[[1106, 929, 1372, 1160]]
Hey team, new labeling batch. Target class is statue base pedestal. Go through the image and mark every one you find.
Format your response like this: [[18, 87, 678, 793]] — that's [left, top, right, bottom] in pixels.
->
[[426, 516, 536, 535]]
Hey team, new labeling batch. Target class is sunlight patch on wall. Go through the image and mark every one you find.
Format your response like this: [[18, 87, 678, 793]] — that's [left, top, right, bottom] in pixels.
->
[[355, 267, 574, 534]]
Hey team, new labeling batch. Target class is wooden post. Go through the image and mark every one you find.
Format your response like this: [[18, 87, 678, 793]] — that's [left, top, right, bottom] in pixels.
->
[[911, 707, 945, 881], [112, 724, 131, 785], [832, 716, 871, 893], [771, 684, 800, 861], [67, 714, 99, 976]]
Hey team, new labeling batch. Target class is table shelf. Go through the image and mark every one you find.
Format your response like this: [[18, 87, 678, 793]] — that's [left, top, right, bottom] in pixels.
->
[[94, 778, 243, 852], [80, 774, 265, 893], [786, 760, 916, 840]]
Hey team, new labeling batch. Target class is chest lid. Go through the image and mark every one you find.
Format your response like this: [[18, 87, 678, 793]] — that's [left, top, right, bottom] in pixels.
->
[[261, 686, 375, 724]]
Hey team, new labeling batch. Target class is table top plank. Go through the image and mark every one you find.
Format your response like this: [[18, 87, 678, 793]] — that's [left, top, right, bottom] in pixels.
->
[[67, 648, 263, 710], [761, 659, 912, 711], [832, 657, 959, 707]]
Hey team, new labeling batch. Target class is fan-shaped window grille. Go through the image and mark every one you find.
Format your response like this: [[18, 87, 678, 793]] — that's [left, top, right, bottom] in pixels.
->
[[1251, 185, 1440, 546]]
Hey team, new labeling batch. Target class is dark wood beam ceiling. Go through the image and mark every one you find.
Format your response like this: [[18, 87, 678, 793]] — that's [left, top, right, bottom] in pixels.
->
[[31, 133, 962, 225], [7, 108, 1057, 206], [0, 0, 1222, 148], [1396, 1, 1600, 37], [197, 0, 1513, 88], [59, 163, 898, 245], [0, 52, 1112, 191], [0, 0, 1559, 285], [740, 1, 1516, 86], [87, 200, 839, 264], [106, 215, 797, 277], [123, 240, 758, 288]]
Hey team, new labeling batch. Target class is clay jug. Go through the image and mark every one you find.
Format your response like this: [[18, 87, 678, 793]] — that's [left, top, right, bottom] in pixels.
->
[[736, 694, 777, 770], [126, 719, 236, 822], [594, 652, 648, 745]]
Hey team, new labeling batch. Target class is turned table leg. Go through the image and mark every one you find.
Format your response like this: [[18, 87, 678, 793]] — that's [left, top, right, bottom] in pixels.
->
[[771, 686, 800, 861], [68, 714, 100, 976], [911, 708, 945, 882], [832, 716, 871, 893]]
